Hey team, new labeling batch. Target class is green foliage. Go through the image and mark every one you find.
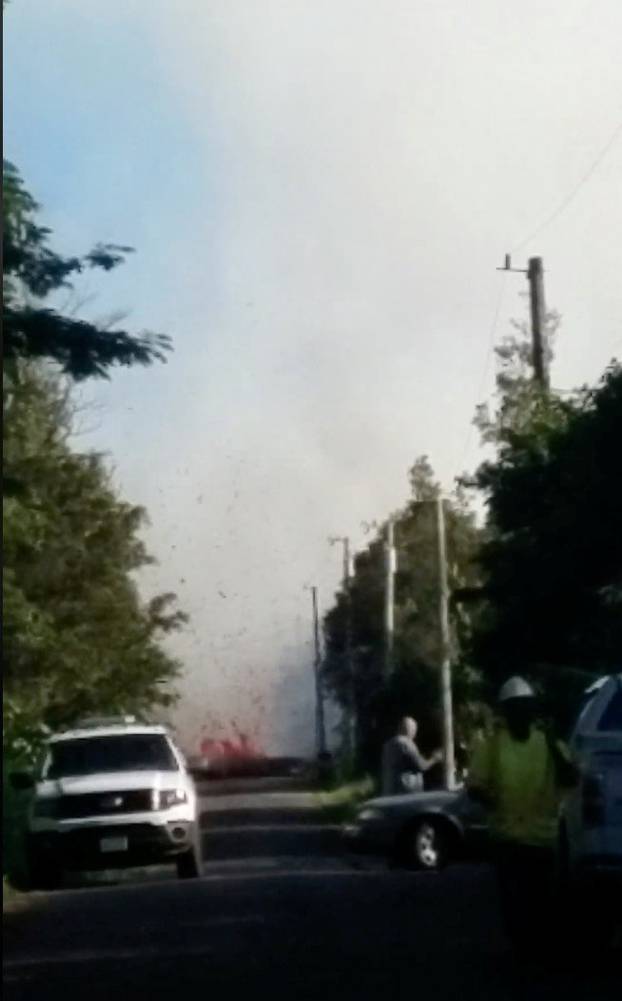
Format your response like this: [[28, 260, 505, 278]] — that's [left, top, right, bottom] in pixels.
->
[[3, 366, 186, 754], [3, 161, 170, 379], [3, 755, 31, 888], [468, 303, 621, 723], [317, 776, 376, 823], [322, 457, 482, 769], [472, 364, 622, 691], [2, 160, 184, 766], [473, 310, 561, 448]]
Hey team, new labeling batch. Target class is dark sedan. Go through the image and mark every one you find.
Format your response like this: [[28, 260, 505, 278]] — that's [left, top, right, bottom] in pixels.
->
[[343, 786, 488, 869]]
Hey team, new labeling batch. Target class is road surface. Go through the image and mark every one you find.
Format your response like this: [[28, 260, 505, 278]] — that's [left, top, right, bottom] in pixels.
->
[[4, 778, 619, 1000]]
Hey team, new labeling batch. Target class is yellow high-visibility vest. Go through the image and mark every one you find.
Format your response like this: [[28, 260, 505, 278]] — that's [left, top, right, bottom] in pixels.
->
[[468, 726, 570, 847]]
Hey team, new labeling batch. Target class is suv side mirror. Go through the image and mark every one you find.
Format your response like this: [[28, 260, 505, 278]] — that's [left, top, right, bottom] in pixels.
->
[[10, 771, 35, 791]]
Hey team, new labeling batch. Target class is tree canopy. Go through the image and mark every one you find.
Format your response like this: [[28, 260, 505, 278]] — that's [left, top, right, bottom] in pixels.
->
[[3, 163, 184, 761], [3, 365, 187, 756], [3, 160, 169, 380], [461, 301, 622, 728], [322, 457, 482, 769], [472, 363, 622, 693]]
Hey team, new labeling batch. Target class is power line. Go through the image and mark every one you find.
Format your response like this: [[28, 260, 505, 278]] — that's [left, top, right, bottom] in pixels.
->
[[453, 119, 622, 484], [512, 120, 622, 253]]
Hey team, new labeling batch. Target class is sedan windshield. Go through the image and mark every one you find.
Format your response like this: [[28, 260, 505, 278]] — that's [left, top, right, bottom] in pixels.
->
[[44, 735, 179, 778]]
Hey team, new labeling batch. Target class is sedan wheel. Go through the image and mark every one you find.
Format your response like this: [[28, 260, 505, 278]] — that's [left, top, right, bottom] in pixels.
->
[[416, 822, 442, 868], [401, 819, 450, 870]]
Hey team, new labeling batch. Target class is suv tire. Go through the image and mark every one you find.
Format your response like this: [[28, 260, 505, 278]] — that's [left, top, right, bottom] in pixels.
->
[[176, 830, 201, 879], [27, 850, 63, 892]]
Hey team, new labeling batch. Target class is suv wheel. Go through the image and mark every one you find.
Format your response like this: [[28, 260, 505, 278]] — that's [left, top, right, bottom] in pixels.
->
[[176, 830, 201, 879], [27, 849, 63, 892]]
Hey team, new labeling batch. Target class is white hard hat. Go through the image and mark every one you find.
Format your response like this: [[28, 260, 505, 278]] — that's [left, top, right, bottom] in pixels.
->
[[498, 676, 535, 702]]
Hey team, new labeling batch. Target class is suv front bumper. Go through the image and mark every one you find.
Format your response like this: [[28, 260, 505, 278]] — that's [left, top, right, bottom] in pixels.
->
[[28, 821, 196, 871]]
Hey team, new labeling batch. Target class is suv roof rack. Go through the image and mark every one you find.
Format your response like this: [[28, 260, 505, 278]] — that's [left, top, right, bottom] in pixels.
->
[[74, 715, 140, 729]]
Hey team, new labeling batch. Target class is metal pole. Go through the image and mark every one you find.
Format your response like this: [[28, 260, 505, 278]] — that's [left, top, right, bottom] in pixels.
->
[[436, 497, 455, 789], [311, 586, 327, 756], [527, 257, 548, 390], [330, 535, 357, 761], [384, 518, 396, 677]]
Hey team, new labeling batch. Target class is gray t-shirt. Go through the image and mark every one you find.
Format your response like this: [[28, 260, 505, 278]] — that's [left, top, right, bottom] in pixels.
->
[[381, 735, 426, 796]]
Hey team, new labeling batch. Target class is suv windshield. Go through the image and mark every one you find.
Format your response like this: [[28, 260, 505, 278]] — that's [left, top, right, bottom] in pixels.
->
[[44, 734, 179, 778]]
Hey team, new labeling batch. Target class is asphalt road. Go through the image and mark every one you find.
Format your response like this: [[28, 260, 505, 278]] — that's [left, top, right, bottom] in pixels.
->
[[4, 778, 619, 1001]]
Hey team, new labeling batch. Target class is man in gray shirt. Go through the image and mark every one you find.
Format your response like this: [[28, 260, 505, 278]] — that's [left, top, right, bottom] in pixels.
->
[[381, 717, 442, 795]]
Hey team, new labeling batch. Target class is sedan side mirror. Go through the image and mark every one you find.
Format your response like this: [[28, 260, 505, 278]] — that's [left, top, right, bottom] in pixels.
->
[[10, 771, 35, 791]]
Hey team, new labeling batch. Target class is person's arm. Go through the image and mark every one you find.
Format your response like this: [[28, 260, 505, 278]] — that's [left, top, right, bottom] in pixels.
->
[[403, 741, 442, 773], [466, 734, 495, 806]]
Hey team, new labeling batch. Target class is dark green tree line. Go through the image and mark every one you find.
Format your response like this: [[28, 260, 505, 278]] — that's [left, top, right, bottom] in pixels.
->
[[466, 306, 621, 729], [471, 362, 621, 718], [3, 162, 185, 759], [322, 457, 482, 771]]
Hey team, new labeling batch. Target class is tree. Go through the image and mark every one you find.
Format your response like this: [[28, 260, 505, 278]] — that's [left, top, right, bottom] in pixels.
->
[[3, 365, 187, 757], [322, 457, 482, 770], [472, 365, 621, 690], [3, 161, 169, 380], [467, 300, 621, 726], [473, 308, 561, 448]]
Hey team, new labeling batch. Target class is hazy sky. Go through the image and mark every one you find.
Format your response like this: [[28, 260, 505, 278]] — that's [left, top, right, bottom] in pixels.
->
[[5, 0, 622, 754]]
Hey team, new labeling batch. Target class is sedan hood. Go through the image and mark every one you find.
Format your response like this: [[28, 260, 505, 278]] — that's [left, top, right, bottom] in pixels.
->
[[362, 789, 462, 812]]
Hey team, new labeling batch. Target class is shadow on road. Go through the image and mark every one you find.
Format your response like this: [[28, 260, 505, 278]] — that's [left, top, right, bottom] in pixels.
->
[[4, 865, 619, 1001], [4, 779, 619, 1001]]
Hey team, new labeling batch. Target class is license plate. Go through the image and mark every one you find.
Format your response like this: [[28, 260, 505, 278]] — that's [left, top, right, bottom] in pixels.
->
[[100, 836, 128, 853]]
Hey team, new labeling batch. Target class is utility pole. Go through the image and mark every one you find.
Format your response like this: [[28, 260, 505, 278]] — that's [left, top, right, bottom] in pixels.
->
[[527, 257, 548, 390], [498, 254, 548, 390], [329, 536, 356, 761], [383, 518, 396, 677], [436, 497, 455, 790], [310, 586, 327, 757]]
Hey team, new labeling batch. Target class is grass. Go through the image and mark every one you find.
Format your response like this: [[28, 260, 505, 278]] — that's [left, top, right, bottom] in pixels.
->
[[316, 775, 377, 823], [3, 759, 33, 894]]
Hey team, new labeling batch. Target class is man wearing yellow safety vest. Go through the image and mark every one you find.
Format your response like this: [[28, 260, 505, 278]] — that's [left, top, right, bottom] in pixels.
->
[[467, 676, 578, 951]]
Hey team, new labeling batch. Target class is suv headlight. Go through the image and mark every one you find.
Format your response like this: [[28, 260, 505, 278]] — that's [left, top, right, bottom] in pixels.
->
[[33, 797, 60, 819], [156, 789, 188, 810]]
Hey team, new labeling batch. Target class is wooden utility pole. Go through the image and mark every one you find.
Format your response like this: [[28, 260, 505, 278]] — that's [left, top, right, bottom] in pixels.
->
[[310, 586, 327, 757], [498, 254, 548, 390], [527, 256, 548, 390], [436, 498, 455, 789], [383, 518, 396, 677]]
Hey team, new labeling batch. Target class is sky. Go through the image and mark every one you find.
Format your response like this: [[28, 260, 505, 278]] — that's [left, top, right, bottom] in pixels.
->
[[4, 0, 622, 755]]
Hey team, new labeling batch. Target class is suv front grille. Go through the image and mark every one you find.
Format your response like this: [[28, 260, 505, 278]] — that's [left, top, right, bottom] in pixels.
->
[[59, 790, 154, 819]]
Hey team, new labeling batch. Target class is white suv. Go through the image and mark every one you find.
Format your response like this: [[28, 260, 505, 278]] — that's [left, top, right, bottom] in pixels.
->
[[14, 717, 201, 888]]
